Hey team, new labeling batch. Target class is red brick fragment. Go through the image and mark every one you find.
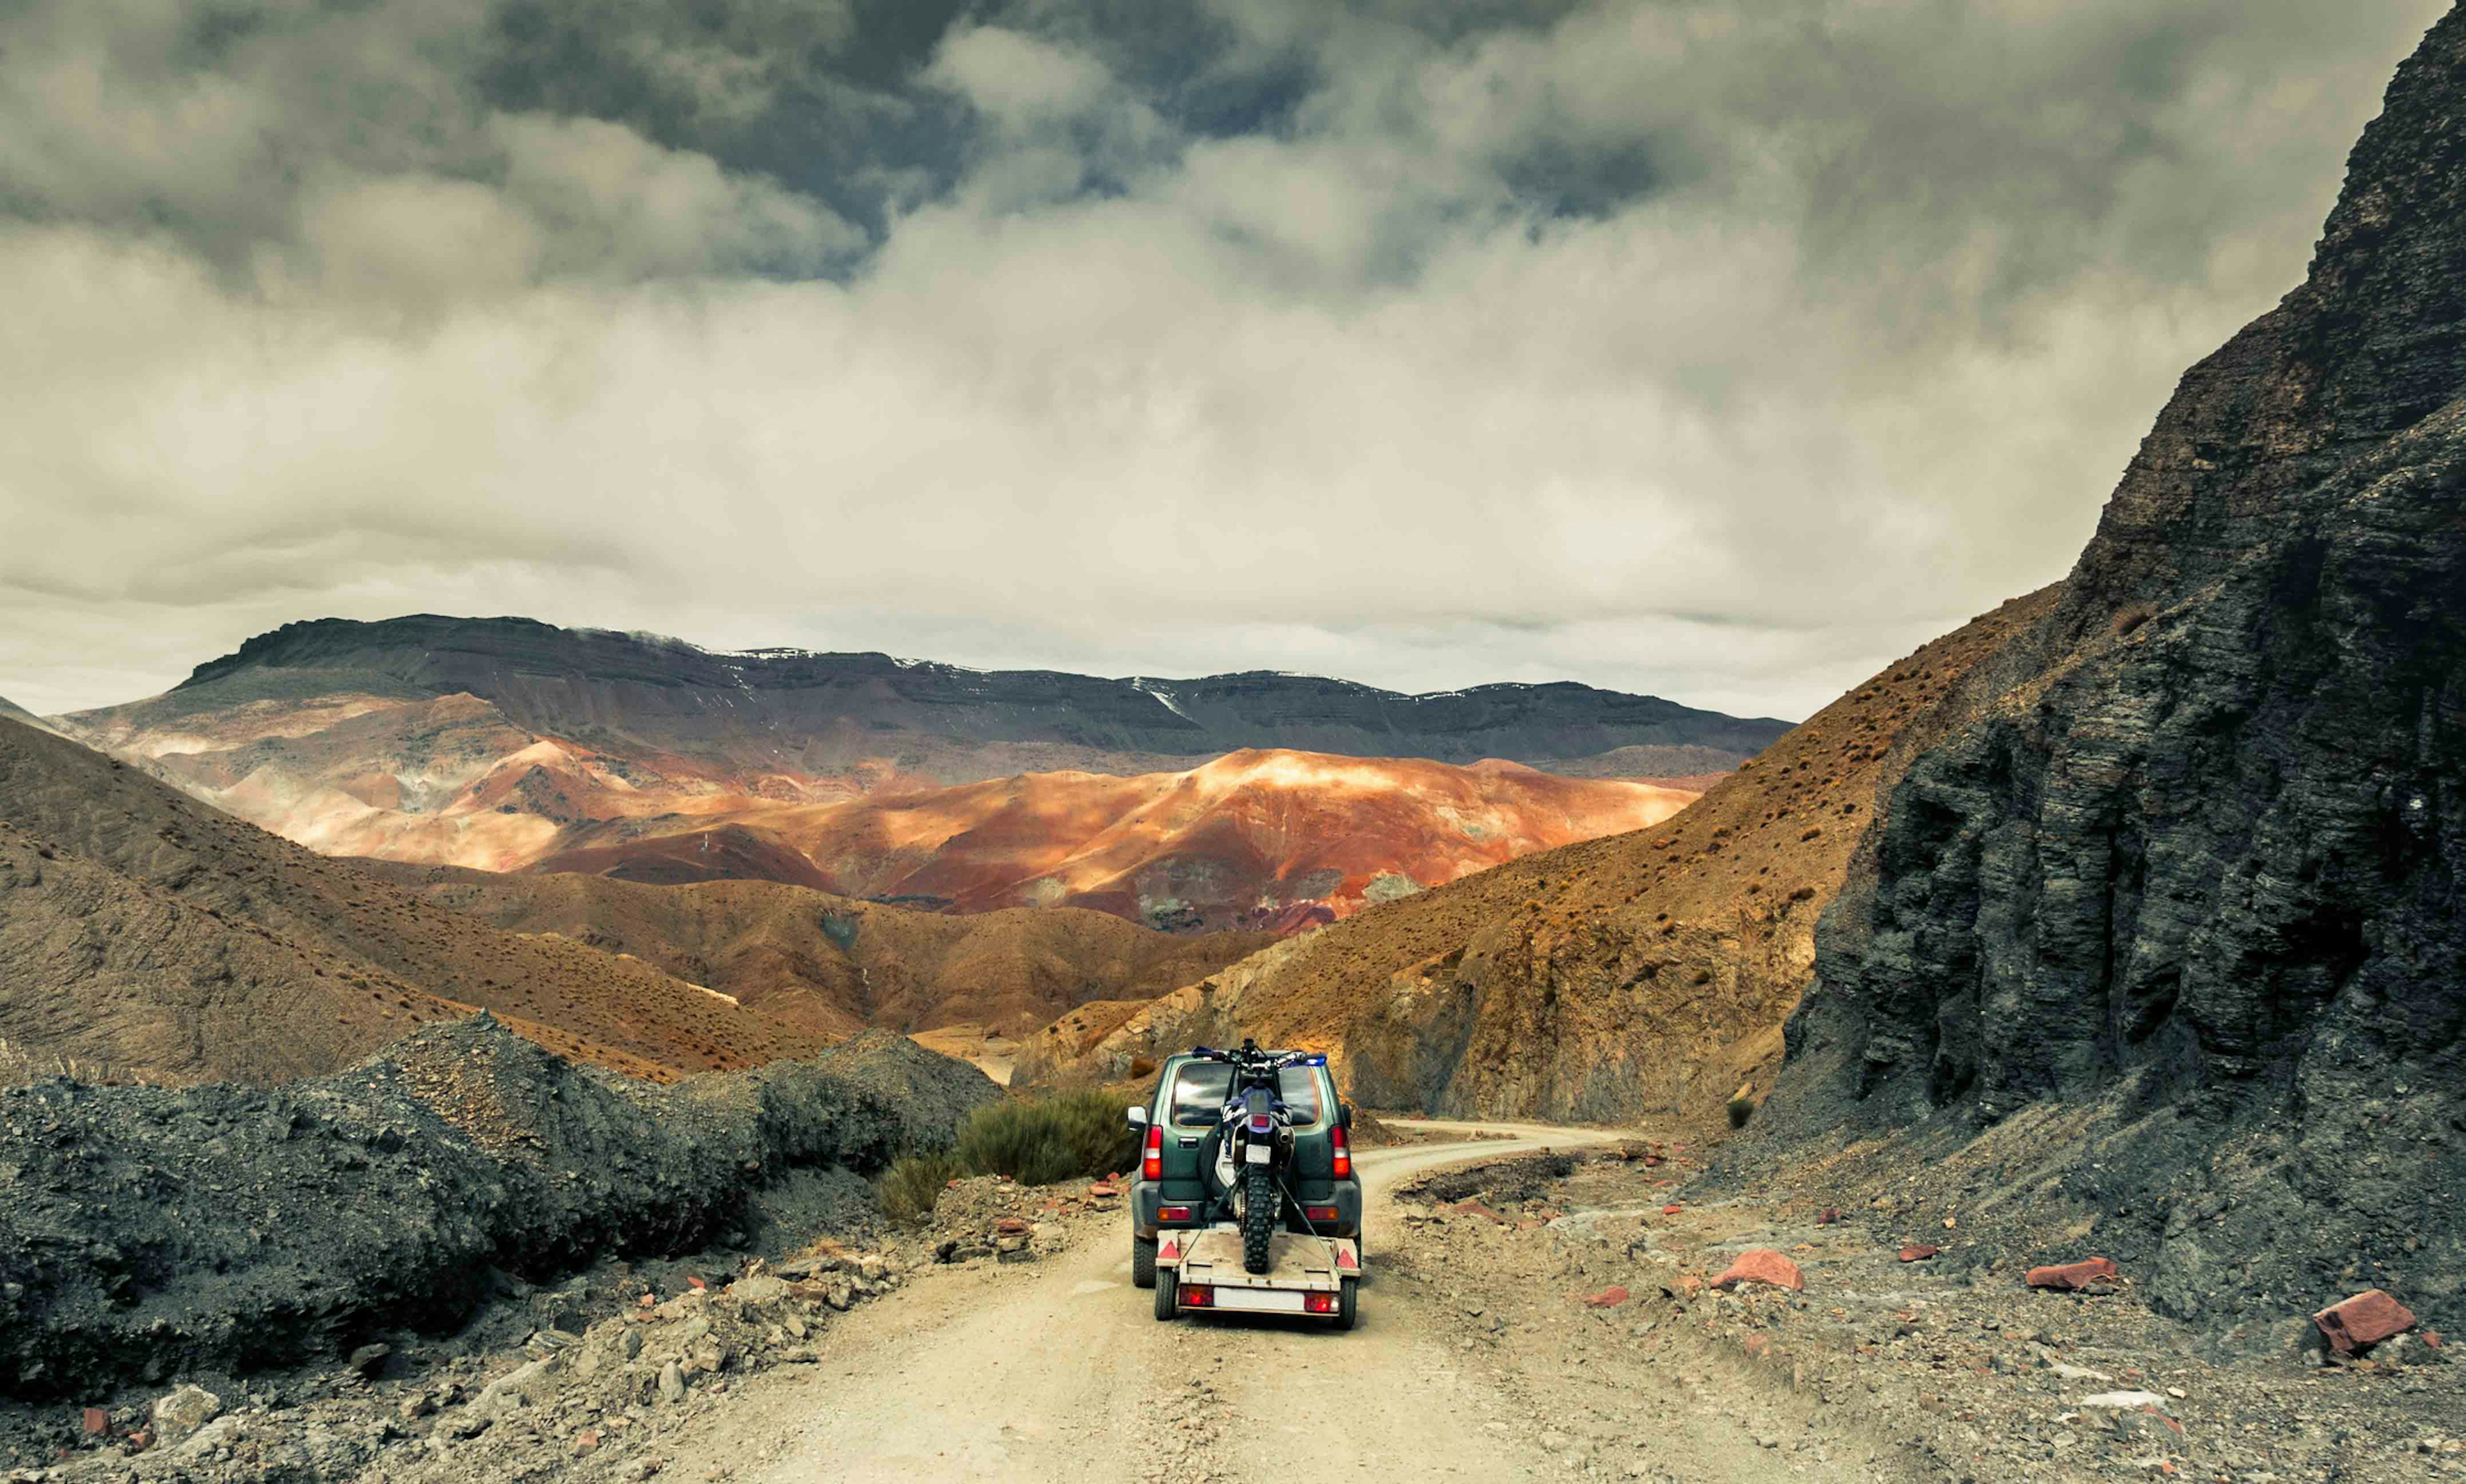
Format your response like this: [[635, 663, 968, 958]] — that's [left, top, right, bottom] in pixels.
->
[[1711, 1249, 1805, 1293], [686, 1275, 708, 1291], [1817, 1208, 1839, 1226], [1450, 1200, 1508, 1224], [994, 1217, 1030, 1235], [125, 1430, 152, 1453], [1580, 1286, 1631, 1309], [2312, 1289, 2417, 1354], [1661, 1204, 1683, 1216], [1742, 1333, 1771, 1358], [1898, 1245, 1940, 1262], [2023, 1257, 2118, 1291], [80, 1408, 108, 1438]]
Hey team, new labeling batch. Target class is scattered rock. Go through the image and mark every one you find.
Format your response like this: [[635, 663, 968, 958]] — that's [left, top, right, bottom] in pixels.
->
[[1581, 1286, 1632, 1309], [2023, 1257, 2118, 1292], [1898, 1245, 1940, 1262], [728, 1275, 791, 1305], [1711, 1250, 1804, 1293], [347, 1341, 390, 1380], [149, 1384, 222, 1446], [2080, 1390, 2168, 1410], [657, 1361, 688, 1404], [2313, 1289, 2417, 1355]]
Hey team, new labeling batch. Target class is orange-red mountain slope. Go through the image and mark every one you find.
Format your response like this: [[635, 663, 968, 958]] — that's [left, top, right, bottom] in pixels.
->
[[60, 680, 1699, 933], [1013, 589, 2059, 1126], [353, 861, 1277, 1041], [0, 716, 826, 1085]]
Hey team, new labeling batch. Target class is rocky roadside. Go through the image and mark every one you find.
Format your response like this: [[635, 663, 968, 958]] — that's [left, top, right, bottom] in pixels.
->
[[1387, 1148, 2463, 1483], [1, 1175, 1124, 1484]]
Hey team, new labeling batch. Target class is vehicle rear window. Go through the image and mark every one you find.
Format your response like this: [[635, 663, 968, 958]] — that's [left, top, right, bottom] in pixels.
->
[[1167, 1064, 1232, 1126], [1277, 1068, 1324, 1124], [1164, 1063, 1326, 1127]]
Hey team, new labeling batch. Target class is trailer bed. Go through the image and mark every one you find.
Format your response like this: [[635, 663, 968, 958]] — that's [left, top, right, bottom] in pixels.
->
[[1155, 1224, 1361, 1326]]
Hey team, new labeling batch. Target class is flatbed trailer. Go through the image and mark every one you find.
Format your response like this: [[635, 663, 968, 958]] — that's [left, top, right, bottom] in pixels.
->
[[1153, 1223, 1361, 1329]]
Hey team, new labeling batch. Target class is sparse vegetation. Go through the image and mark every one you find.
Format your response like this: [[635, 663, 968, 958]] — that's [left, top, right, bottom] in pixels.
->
[[875, 1088, 1130, 1224], [1727, 1084, 1758, 1130], [876, 1149, 967, 1226]]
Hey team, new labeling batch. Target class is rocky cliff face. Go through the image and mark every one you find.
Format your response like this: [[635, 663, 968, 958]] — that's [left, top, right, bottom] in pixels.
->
[[1781, 8, 2466, 1332]]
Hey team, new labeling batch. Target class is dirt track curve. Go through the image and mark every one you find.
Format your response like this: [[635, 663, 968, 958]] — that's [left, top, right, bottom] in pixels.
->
[[649, 1121, 1839, 1483]]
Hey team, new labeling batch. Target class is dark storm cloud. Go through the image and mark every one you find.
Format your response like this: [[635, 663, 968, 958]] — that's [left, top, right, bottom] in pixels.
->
[[0, 0, 2452, 719]]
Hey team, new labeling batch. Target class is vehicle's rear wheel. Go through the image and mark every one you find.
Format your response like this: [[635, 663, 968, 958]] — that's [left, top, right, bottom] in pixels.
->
[[1153, 1271, 1178, 1322], [1242, 1167, 1276, 1275], [1132, 1235, 1157, 1290], [1333, 1276, 1358, 1331]]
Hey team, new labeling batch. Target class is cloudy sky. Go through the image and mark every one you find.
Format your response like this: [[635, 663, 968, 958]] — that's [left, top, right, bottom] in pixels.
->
[[0, 0, 2447, 721]]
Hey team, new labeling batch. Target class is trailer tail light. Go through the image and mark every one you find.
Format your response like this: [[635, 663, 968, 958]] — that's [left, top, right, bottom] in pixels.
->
[[1304, 1205, 1340, 1223], [1177, 1285, 1214, 1309], [1142, 1123, 1164, 1182], [1158, 1205, 1193, 1222], [1304, 1292, 1339, 1315], [1330, 1124, 1352, 1180]]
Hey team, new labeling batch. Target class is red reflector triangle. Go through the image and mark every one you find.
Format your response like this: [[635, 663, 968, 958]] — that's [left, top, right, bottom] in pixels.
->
[[1336, 1248, 1356, 1269], [1159, 1241, 1179, 1261]]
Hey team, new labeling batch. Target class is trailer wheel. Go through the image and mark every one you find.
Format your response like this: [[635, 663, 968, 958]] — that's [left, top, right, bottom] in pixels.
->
[[1333, 1277, 1358, 1331], [1154, 1272, 1178, 1322], [1132, 1235, 1157, 1290]]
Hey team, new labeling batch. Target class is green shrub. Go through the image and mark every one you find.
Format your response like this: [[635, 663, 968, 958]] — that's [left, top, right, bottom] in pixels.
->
[[877, 1150, 966, 1227], [954, 1088, 1128, 1187], [1726, 1086, 1758, 1130]]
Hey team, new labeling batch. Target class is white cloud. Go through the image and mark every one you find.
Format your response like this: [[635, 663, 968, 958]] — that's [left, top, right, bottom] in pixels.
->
[[0, 0, 2453, 727]]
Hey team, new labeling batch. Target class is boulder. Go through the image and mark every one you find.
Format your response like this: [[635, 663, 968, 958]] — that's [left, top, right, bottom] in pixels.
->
[[149, 1385, 222, 1446], [1711, 1249, 1804, 1292], [727, 1275, 792, 1305], [2313, 1289, 2417, 1354]]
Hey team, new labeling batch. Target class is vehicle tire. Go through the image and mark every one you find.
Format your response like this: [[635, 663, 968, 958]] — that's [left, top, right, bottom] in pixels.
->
[[1132, 1234, 1157, 1290], [1154, 1271, 1178, 1322], [1333, 1277, 1358, 1332], [1242, 1167, 1277, 1275]]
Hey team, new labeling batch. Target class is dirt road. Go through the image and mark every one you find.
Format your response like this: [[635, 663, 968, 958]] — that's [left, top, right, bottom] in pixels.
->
[[649, 1122, 1827, 1484]]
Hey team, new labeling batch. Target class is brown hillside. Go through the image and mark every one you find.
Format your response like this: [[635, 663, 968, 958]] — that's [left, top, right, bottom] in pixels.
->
[[0, 717, 824, 1083], [1012, 588, 2059, 1124], [353, 862, 1279, 1039]]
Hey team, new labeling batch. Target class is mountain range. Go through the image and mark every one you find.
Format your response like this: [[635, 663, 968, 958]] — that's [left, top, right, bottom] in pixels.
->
[[52, 618, 1742, 931]]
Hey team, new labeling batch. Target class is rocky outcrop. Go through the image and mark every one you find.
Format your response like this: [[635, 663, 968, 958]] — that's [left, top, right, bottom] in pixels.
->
[[0, 1018, 997, 1399], [1779, 7, 2466, 1332]]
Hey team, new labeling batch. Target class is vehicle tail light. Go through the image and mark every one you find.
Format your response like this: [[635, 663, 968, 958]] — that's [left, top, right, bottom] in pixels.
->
[[1250, 1113, 1273, 1132], [1142, 1122, 1164, 1182], [1330, 1124, 1352, 1180], [1159, 1205, 1193, 1222], [1304, 1205, 1340, 1223], [1304, 1292, 1338, 1315], [1178, 1285, 1213, 1308]]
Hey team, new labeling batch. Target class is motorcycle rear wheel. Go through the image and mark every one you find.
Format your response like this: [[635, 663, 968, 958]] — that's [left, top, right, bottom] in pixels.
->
[[1242, 1167, 1277, 1274]]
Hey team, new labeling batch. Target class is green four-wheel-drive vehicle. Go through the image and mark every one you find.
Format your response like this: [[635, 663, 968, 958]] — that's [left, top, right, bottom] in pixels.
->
[[1125, 1043, 1365, 1329]]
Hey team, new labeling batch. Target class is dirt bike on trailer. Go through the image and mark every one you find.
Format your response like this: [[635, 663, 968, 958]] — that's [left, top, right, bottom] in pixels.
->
[[1125, 1040, 1362, 1329]]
